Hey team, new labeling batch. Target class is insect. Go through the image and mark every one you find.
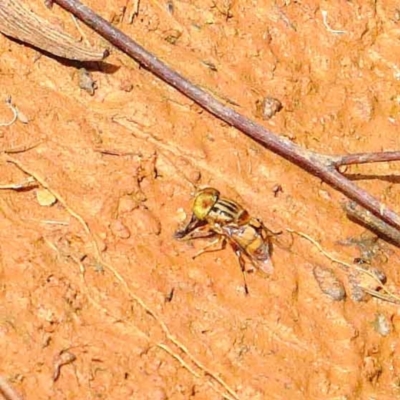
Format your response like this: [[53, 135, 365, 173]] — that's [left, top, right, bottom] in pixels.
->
[[175, 187, 277, 294]]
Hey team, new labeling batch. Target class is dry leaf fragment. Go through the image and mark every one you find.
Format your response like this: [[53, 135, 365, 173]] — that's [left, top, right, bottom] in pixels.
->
[[16, 107, 29, 124], [36, 188, 57, 206], [0, 0, 108, 61]]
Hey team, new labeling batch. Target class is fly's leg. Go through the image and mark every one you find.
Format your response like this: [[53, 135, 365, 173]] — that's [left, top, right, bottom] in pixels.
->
[[174, 214, 208, 239], [230, 243, 249, 295], [261, 221, 294, 252], [178, 229, 216, 242], [193, 236, 226, 259], [237, 251, 250, 295]]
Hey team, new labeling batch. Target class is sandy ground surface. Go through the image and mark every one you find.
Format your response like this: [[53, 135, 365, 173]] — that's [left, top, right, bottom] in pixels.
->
[[2, 1, 400, 399]]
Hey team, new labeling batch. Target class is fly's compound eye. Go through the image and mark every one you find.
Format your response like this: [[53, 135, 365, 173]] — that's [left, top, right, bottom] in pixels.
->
[[193, 187, 220, 220]]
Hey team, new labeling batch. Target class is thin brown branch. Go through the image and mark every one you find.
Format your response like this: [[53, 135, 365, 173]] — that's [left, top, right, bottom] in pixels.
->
[[49, 0, 400, 232], [342, 201, 400, 246], [332, 151, 400, 167]]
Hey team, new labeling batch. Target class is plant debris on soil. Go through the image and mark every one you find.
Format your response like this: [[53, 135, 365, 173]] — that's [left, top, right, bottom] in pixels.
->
[[2, 1, 400, 399]]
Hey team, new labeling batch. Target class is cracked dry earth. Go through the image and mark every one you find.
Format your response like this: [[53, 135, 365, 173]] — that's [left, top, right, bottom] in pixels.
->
[[2, 1, 400, 399]]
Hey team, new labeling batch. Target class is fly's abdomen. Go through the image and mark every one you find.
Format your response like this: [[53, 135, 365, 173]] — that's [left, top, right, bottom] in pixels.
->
[[223, 220, 274, 274]]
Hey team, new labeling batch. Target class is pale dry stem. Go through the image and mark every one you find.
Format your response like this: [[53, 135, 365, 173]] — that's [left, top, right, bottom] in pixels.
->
[[157, 343, 200, 378], [158, 344, 236, 400], [70, 14, 91, 46]]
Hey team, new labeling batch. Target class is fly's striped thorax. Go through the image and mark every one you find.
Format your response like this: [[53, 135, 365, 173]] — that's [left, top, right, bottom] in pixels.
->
[[207, 197, 250, 225]]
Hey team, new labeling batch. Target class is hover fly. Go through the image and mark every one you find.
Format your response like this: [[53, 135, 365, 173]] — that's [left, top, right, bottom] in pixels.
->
[[175, 187, 279, 293]]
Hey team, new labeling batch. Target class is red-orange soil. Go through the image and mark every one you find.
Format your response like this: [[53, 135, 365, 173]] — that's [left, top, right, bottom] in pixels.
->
[[2, 1, 400, 399]]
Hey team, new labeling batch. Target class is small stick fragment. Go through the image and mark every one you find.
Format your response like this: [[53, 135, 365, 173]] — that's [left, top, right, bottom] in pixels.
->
[[94, 148, 140, 157], [36, 219, 69, 225], [0, 0, 108, 61], [70, 14, 90, 45], [361, 287, 400, 304], [342, 201, 400, 246], [0, 375, 24, 400], [321, 10, 346, 35], [2, 141, 43, 154], [53, 350, 77, 382], [0, 97, 17, 127], [128, 0, 140, 23], [0, 177, 37, 190]]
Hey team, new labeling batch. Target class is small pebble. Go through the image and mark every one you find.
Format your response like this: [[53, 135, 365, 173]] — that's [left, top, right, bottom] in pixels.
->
[[150, 388, 167, 400], [188, 170, 201, 183], [256, 96, 283, 120], [363, 356, 382, 382], [78, 68, 97, 96], [110, 219, 131, 239], [373, 313, 391, 336], [166, 0, 174, 14], [313, 265, 346, 301], [119, 80, 133, 92], [131, 208, 161, 236], [118, 195, 138, 214], [272, 184, 283, 197]]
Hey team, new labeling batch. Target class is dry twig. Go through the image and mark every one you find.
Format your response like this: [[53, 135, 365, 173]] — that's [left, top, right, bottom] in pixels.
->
[[0, 177, 37, 190], [50, 0, 400, 234], [342, 201, 400, 246]]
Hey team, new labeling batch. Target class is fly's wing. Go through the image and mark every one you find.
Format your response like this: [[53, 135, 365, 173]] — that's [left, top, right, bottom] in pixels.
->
[[251, 220, 275, 274], [245, 218, 274, 274], [251, 239, 274, 274], [223, 221, 274, 274]]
